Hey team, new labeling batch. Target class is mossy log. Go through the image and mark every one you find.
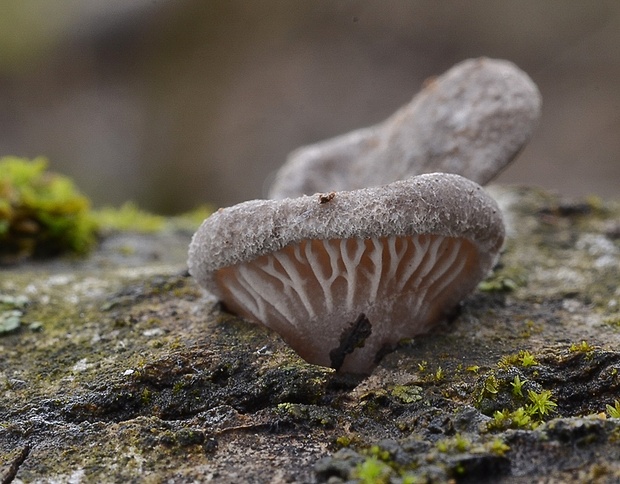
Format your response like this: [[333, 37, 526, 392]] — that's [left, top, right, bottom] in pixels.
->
[[1, 186, 619, 483]]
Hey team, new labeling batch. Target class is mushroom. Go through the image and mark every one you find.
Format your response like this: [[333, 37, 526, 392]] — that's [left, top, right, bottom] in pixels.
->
[[269, 57, 541, 199], [188, 173, 504, 374]]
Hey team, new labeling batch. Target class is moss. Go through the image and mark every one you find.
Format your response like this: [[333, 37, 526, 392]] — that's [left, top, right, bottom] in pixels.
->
[[498, 350, 539, 369], [520, 319, 543, 338], [525, 389, 558, 418], [436, 434, 471, 453], [354, 457, 391, 484], [604, 316, 620, 329], [606, 400, 620, 418], [489, 407, 536, 430], [389, 385, 423, 404], [92, 202, 213, 235], [275, 403, 336, 427], [93, 202, 165, 233], [487, 438, 511, 457], [335, 434, 362, 448], [475, 361, 551, 421], [466, 365, 481, 374], [344, 433, 513, 483], [569, 340, 596, 354], [0, 156, 96, 261], [510, 375, 526, 397], [478, 262, 527, 293]]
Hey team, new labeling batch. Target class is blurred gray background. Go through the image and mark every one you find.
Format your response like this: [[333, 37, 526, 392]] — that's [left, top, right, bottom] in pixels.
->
[[1, 0, 619, 213]]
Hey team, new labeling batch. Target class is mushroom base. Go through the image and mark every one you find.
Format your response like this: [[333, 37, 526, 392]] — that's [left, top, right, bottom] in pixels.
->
[[213, 234, 490, 374]]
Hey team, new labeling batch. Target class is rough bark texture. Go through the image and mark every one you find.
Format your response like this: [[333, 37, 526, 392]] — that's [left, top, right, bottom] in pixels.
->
[[1, 186, 619, 483]]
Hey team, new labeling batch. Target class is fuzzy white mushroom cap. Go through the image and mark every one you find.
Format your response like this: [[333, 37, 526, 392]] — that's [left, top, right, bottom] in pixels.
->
[[189, 173, 504, 373]]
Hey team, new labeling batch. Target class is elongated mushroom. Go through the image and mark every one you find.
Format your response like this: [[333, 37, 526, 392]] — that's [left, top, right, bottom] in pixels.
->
[[269, 57, 541, 199], [189, 173, 504, 374]]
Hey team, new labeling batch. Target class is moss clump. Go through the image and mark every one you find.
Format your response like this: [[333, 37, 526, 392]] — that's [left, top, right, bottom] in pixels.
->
[[478, 263, 527, 293], [436, 434, 472, 453], [498, 350, 539, 369], [606, 400, 620, 418], [487, 388, 558, 432], [389, 385, 423, 404], [0, 156, 96, 261], [354, 457, 391, 484], [93, 201, 166, 233], [345, 435, 512, 483], [569, 340, 596, 355], [92, 202, 214, 234]]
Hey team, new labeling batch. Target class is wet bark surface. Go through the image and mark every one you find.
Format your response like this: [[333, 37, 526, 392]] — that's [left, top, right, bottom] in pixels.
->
[[1, 186, 619, 483]]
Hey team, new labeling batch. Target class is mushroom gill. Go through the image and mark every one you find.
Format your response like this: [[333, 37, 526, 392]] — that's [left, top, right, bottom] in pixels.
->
[[188, 173, 504, 374]]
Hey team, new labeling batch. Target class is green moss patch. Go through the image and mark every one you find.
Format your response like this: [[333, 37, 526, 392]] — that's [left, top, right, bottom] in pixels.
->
[[92, 202, 214, 235], [0, 156, 96, 262]]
